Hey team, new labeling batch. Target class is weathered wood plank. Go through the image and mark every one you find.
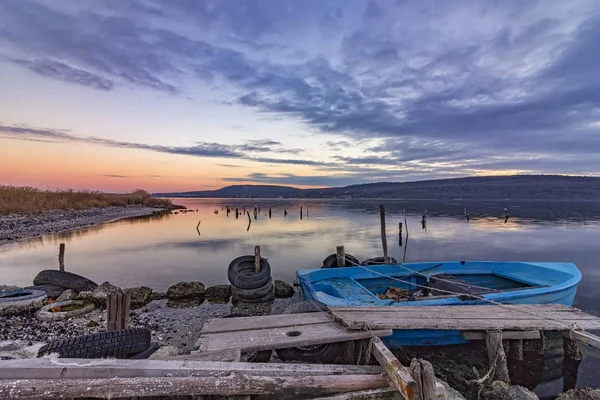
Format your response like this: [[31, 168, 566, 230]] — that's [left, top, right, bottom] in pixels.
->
[[107, 292, 118, 331], [198, 323, 392, 353], [372, 337, 416, 400], [566, 330, 600, 348], [310, 386, 402, 400], [0, 374, 390, 398], [410, 359, 423, 400], [461, 330, 540, 340], [420, 360, 436, 400], [0, 359, 384, 380], [202, 313, 332, 334], [164, 348, 242, 361]]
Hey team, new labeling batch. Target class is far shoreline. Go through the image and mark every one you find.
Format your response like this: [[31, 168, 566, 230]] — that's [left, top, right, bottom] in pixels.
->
[[0, 205, 177, 247]]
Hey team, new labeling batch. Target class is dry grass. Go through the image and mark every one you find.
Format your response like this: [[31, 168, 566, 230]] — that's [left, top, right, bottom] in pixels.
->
[[0, 186, 173, 215]]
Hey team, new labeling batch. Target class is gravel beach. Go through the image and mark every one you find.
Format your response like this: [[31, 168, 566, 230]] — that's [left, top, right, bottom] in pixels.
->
[[0, 206, 166, 247]]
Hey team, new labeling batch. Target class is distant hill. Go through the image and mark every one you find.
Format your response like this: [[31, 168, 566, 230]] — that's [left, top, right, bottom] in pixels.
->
[[154, 175, 600, 200]]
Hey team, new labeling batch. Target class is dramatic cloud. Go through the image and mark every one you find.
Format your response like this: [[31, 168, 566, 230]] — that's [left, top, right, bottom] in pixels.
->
[[1, 0, 599, 186]]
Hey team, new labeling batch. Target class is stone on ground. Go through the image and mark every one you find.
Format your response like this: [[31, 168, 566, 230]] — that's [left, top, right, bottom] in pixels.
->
[[125, 286, 154, 308], [0, 340, 46, 359], [205, 284, 231, 303], [77, 281, 123, 306], [166, 282, 205, 300], [508, 385, 539, 400], [274, 280, 294, 298], [149, 345, 180, 359], [481, 380, 510, 400]]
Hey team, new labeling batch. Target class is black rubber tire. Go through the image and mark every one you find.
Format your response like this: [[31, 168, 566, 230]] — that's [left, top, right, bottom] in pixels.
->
[[231, 280, 273, 300], [224, 314, 271, 362], [37, 328, 151, 359], [129, 342, 160, 359], [227, 256, 272, 289], [322, 253, 360, 268], [232, 288, 275, 304], [361, 257, 398, 265], [24, 284, 66, 299], [33, 270, 98, 293], [276, 301, 349, 364]]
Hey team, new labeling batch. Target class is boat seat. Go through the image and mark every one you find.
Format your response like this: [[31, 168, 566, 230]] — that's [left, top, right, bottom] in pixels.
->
[[327, 278, 381, 304], [428, 274, 490, 296]]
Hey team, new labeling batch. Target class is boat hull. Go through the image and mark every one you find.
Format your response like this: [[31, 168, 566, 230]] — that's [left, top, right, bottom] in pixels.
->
[[297, 261, 581, 347]]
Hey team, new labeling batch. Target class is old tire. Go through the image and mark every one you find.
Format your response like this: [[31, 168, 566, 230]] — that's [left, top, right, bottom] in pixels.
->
[[35, 300, 96, 322], [361, 257, 398, 265], [276, 301, 350, 364], [0, 289, 47, 316], [129, 342, 160, 359], [24, 284, 66, 299], [33, 270, 98, 293], [232, 287, 275, 304], [38, 328, 151, 359], [224, 314, 271, 362], [230, 280, 273, 300], [322, 253, 359, 268], [227, 256, 272, 289]]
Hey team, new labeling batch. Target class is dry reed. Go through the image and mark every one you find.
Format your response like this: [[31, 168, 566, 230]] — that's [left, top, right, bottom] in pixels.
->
[[0, 186, 173, 215]]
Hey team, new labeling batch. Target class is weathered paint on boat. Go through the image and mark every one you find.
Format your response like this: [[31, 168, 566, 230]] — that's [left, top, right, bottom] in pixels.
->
[[297, 261, 581, 346]]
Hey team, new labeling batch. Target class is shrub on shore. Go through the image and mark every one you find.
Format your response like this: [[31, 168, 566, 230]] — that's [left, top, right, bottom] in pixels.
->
[[0, 186, 173, 215]]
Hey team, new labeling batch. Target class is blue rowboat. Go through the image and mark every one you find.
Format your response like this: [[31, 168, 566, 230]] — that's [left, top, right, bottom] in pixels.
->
[[296, 261, 581, 347]]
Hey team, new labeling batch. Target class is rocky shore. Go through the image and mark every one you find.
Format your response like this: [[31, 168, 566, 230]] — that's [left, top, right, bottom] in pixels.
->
[[0, 206, 168, 246]]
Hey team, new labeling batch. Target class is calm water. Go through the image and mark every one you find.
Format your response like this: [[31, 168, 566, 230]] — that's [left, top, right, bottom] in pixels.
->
[[1, 198, 600, 392]]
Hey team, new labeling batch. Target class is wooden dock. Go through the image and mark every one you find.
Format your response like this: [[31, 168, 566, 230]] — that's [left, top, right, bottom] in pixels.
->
[[1, 304, 600, 399]]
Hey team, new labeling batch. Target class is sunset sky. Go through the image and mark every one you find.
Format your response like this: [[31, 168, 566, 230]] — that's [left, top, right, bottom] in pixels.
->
[[1, 0, 600, 192]]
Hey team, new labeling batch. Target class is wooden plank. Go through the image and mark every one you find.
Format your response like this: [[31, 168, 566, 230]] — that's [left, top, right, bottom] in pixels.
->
[[309, 386, 402, 399], [372, 337, 416, 400], [202, 313, 332, 334], [0, 374, 390, 398], [198, 323, 392, 353], [0, 359, 385, 380], [461, 330, 540, 340], [164, 348, 242, 361], [566, 330, 600, 348], [121, 292, 131, 329]]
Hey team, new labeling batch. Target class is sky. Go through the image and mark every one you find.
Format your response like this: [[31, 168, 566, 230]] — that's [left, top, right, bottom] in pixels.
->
[[1, 0, 600, 192]]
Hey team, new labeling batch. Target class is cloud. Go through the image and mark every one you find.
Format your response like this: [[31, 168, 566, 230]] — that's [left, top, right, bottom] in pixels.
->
[[0, 123, 323, 167], [6, 57, 114, 91], [1, 0, 600, 185]]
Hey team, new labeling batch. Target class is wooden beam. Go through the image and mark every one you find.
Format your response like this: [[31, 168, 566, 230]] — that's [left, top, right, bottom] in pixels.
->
[[0, 374, 390, 398], [566, 330, 600, 348], [309, 386, 402, 400], [0, 359, 385, 380], [371, 337, 416, 400], [202, 313, 332, 334], [461, 330, 540, 340], [198, 323, 392, 353], [58, 243, 65, 271]]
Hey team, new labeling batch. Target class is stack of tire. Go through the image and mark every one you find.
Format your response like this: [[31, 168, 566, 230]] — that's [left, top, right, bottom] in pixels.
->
[[228, 255, 274, 315]]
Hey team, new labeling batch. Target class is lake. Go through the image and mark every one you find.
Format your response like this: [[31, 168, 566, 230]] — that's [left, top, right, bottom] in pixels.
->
[[1, 198, 600, 393]]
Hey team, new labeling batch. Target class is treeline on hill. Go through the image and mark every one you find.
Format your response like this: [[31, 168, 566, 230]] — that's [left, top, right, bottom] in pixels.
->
[[0, 186, 172, 215], [155, 175, 600, 200]]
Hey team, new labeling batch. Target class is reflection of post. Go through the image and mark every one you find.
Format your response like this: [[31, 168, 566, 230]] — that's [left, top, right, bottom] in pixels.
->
[[300, 206, 303, 220], [379, 205, 389, 262], [236, 208, 239, 219], [504, 208, 509, 224], [336, 245, 345, 268], [254, 207, 258, 220], [421, 214, 427, 230], [254, 246, 261, 273], [196, 220, 201, 236], [399, 234, 403, 247], [247, 212, 252, 231], [58, 243, 65, 271], [284, 209, 288, 217], [269, 208, 272, 218], [306, 207, 309, 219]]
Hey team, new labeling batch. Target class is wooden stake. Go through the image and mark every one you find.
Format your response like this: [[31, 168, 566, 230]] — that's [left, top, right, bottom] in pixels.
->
[[379, 205, 389, 262], [399, 223, 403, 235], [107, 292, 118, 331], [336, 246, 346, 268], [300, 206, 303, 220], [255, 246, 261, 273], [371, 337, 417, 400], [485, 330, 510, 385], [58, 243, 65, 271]]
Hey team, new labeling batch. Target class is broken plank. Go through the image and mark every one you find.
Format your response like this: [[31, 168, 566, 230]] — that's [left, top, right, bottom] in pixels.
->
[[202, 312, 332, 334], [0, 374, 390, 398], [0, 359, 384, 380], [566, 330, 600, 349], [461, 330, 540, 340], [372, 337, 416, 400], [198, 322, 392, 353], [309, 386, 402, 399]]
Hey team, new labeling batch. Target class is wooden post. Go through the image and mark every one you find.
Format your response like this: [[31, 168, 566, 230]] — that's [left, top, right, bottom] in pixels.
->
[[58, 243, 65, 271], [399, 223, 403, 235], [485, 330, 510, 385], [107, 292, 131, 331], [336, 246, 346, 268], [563, 335, 582, 392], [269, 208, 272, 218], [284, 209, 287, 217], [255, 246, 261, 274], [307, 207, 309, 218], [379, 205, 389, 262]]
